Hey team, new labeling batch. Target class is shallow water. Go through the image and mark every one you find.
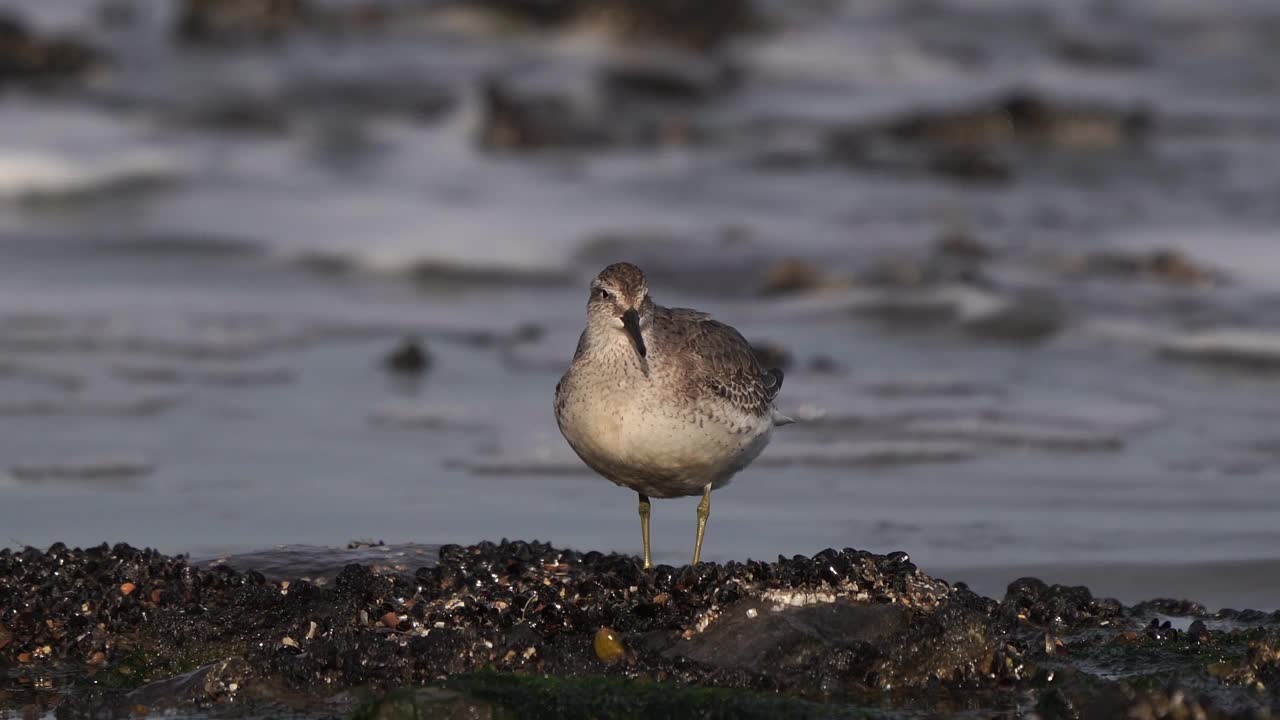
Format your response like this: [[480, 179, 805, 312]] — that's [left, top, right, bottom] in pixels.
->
[[2, 0, 1280, 610]]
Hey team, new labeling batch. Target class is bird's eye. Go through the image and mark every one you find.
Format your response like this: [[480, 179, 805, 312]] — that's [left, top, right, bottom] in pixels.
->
[[597, 288, 611, 300]]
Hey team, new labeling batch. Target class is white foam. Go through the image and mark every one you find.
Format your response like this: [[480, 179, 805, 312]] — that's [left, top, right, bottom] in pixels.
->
[[0, 103, 184, 202], [1160, 329, 1280, 368]]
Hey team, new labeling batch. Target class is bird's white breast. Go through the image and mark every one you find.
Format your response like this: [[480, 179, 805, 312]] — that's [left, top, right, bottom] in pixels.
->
[[557, 351, 774, 498]]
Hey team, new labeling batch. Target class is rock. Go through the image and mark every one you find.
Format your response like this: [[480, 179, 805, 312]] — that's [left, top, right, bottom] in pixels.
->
[[961, 290, 1063, 342], [124, 657, 250, 707], [1, 541, 1277, 718], [384, 338, 433, 375], [458, 0, 765, 51], [869, 599, 1005, 690], [175, 0, 310, 44], [749, 341, 793, 372], [760, 258, 824, 296], [1130, 598, 1207, 617], [475, 76, 604, 151], [0, 13, 102, 85], [806, 354, 842, 374], [929, 146, 1013, 183], [475, 75, 701, 151], [672, 589, 1013, 692], [934, 230, 993, 261], [1069, 248, 1218, 287], [1146, 249, 1215, 286], [591, 0, 764, 51], [1001, 577, 1123, 632], [1228, 633, 1280, 689], [826, 89, 1153, 182], [1057, 36, 1148, 69], [883, 89, 1153, 149], [600, 52, 739, 103], [671, 598, 906, 672]]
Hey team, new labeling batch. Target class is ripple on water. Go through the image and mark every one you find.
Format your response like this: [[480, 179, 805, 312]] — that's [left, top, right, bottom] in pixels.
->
[[10, 454, 155, 484]]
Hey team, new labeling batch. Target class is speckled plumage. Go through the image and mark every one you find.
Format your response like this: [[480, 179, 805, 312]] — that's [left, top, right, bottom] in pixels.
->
[[554, 264, 790, 501]]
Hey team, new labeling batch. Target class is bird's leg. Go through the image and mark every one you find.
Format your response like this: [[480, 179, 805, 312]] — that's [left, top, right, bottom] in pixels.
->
[[692, 483, 712, 565], [638, 493, 652, 570]]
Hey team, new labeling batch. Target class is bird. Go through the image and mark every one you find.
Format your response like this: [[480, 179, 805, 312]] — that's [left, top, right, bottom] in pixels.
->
[[554, 262, 792, 568]]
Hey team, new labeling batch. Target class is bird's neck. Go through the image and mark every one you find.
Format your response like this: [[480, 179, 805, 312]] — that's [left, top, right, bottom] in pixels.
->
[[584, 325, 650, 374]]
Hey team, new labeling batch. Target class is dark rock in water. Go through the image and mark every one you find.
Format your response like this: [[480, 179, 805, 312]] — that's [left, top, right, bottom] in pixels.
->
[[461, 0, 583, 27], [1, 541, 1277, 718], [749, 341, 793, 372], [1187, 619, 1211, 643], [459, 0, 765, 51], [595, 0, 764, 51], [175, 0, 311, 44], [1066, 248, 1219, 287], [477, 76, 604, 151], [882, 89, 1153, 149], [934, 230, 994, 261], [827, 89, 1153, 183], [928, 146, 1013, 183], [476, 75, 702, 151], [962, 290, 1063, 343], [600, 53, 740, 103], [1000, 577, 1123, 632], [384, 338, 433, 375], [807, 353, 842, 374], [1131, 598, 1208, 617], [0, 13, 103, 86], [760, 258, 826, 296], [1057, 35, 1149, 69]]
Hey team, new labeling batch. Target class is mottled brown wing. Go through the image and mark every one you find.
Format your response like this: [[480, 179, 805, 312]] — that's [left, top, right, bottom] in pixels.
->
[[657, 306, 782, 418]]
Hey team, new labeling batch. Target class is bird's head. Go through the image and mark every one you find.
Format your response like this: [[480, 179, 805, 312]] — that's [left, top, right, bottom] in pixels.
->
[[587, 262, 654, 360]]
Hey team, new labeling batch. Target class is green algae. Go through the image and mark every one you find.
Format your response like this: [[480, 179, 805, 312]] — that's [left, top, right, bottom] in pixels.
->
[[351, 671, 882, 720]]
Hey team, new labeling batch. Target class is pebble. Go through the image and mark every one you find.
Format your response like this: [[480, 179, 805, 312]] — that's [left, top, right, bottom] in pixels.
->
[[593, 627, 626, 665], [384, 338, 433, 374], [761, 259, 824, 296]]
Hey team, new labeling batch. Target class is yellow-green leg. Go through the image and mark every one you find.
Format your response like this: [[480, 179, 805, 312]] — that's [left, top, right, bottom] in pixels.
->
[[692, 483, 711, 565], [638, 493, 652, 570]]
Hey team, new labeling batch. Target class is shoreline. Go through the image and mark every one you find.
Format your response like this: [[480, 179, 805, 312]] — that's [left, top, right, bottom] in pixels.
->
[[3, 540, 1278, 718], [942, 557, 1280, 613]]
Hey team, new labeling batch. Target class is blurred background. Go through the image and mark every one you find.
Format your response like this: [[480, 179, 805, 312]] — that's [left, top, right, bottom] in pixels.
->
[[1, 0, 1278, 608]]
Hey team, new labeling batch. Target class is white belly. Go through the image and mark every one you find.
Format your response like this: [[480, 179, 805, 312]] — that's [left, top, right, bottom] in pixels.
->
[[557, 381, 774, 498]]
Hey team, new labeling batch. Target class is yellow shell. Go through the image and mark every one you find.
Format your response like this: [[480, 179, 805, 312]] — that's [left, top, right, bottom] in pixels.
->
[[593, 627, 626, 665]]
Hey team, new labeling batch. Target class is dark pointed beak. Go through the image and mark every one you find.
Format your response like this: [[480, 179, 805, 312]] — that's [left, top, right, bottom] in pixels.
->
[[621, 309, 646, 358]]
